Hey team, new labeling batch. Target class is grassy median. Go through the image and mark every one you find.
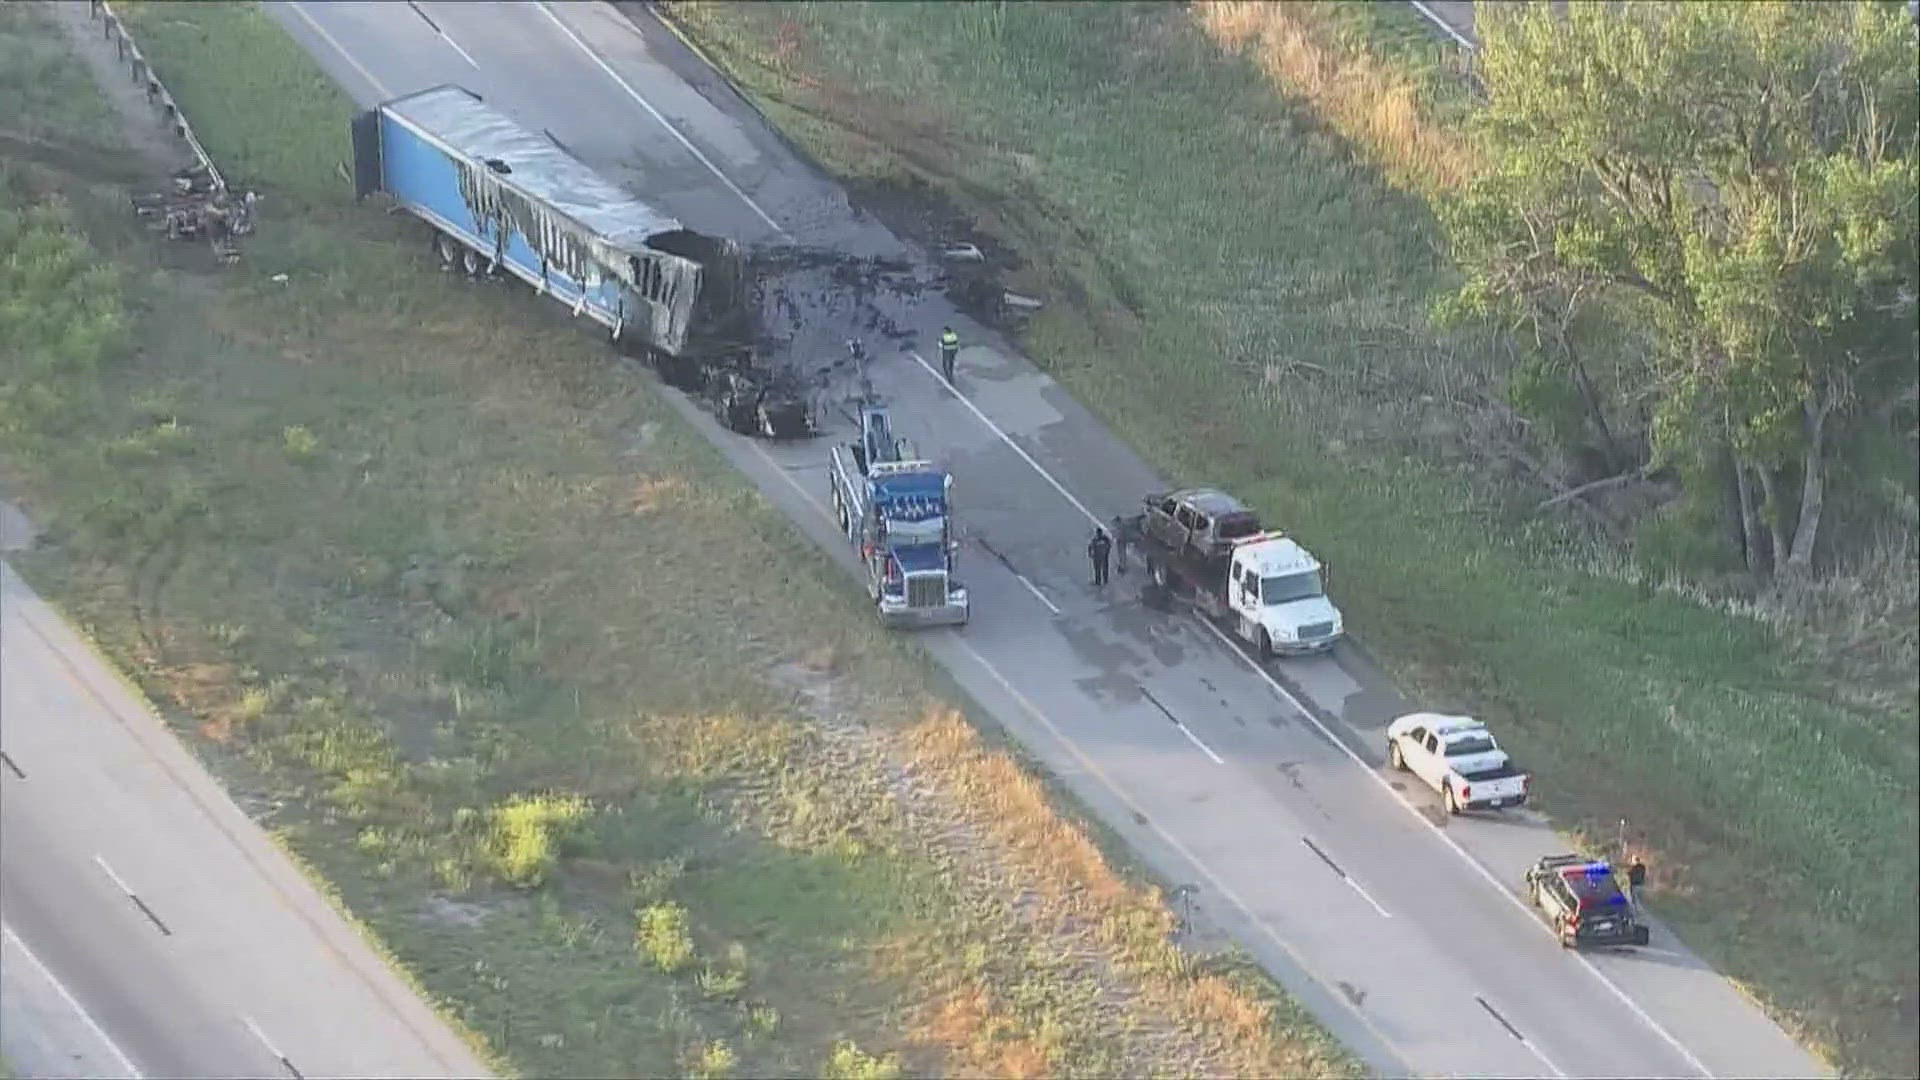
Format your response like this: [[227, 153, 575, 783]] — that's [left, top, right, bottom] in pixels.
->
[[0, 2, 1358, 1077], [665, 2, 1916, 1074]]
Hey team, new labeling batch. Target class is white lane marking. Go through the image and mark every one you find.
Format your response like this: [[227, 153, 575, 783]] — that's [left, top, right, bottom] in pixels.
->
[[1175, 721, 1225, 764], [92, 853, 135, 897], [534, 1, 789, 239], [1, 922, 145, 1079], [1011, 570, 1061, 615], [909, 340, 1710, 1074], [1344, 876, 1393, 919], [1525, 1032, 1568, 1078], [282, 2, 393, 98], [242, 1014, 300, 1077], [1408, 0, 1477, 49], [406, 1, 480, 68], [1195, 617, 1712, 1078], [948, 637, 1412, 1070], [910, 352, 1105, 530], [1300, 835, 1391, 918]]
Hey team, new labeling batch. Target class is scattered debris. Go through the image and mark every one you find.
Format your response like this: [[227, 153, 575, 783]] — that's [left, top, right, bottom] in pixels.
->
[[131, 165, 257, 263], [941, 242, 984, 262], [1002, 290, 1045, 311]]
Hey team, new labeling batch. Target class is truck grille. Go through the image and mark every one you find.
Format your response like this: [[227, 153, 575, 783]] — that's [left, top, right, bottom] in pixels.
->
[[1299, 621, 1335, 640], [906, 573, 947, 609]]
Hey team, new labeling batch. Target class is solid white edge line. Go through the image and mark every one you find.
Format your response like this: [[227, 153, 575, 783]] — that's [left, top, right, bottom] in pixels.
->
[[534, 1, 790, 239], [909, 352, 1105, 531], [2, 922, 145, 1079], [947, 636, 1413, 1070], [92, 853, 136, 897], [1407, 0, 1477, 49], [910, 337, 1711, 1075], [1193, 616, 1713, 1077], [1175, 722, 1225, 765], [281, 2, 393, 99]]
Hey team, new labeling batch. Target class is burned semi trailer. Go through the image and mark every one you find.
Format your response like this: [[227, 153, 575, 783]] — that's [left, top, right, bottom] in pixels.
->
[[349, 85, 813, 438]]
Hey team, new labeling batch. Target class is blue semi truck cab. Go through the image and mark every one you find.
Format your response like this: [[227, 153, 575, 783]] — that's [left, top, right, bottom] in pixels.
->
[[827, 405, 968, 628]]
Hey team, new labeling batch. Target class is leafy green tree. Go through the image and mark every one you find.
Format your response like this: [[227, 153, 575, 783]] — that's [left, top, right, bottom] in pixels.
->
[[1443, 0, 1917, 575]]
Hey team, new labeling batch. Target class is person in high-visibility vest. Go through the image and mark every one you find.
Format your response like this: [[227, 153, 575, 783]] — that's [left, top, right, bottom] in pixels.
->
[[939, 327, 960, 383]]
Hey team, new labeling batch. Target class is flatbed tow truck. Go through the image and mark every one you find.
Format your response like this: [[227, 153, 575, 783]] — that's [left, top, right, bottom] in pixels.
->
[[827, 403, 969, 628], [1124, 488, 1344, 656]]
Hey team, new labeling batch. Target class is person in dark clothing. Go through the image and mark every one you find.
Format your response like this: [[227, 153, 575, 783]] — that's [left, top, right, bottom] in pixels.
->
[[939, 326, 960, 383], [1626, 858, 1647, 906], [1088, 528, 1112, 587]]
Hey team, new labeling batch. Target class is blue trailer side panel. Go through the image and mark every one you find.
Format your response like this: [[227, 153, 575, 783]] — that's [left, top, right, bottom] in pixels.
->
[[376, 112, 624, 327]]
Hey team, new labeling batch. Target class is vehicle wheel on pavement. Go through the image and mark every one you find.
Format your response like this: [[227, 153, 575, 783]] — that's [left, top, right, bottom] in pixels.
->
[[1554, 916, 1575, 948], [435, 232, 459, 268], [462, 248, 489, 278], [1257, 628, 1275, 660], [1388, 740, 1404, 771], [1151, 561, 1169, 589], [1444, 785, 1461, 815]]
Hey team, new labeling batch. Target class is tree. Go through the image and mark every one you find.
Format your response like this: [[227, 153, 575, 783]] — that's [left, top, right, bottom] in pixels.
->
[[1442, 0, 1918, 576]]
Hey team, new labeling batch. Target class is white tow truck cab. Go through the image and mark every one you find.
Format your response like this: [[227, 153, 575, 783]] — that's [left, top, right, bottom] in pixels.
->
[[1223, 533, 1344, 656], [1386, 712, 1530, 814]]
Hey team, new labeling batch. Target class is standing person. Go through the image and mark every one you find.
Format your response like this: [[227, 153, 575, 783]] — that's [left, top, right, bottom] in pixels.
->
[[939, 326, 960, 383], [1626, 856, 1647, 907], [1088, 528, 1112, 587], [1111, 514, 1131, 574]]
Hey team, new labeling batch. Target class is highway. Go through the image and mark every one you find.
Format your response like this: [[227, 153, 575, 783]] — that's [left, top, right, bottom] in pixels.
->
[[266, 3, 1825, 1076], [0, 503, 489, 1079]]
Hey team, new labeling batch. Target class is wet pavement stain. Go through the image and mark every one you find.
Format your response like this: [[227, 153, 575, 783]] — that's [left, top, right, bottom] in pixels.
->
[[1058, 616, 1151, 703]]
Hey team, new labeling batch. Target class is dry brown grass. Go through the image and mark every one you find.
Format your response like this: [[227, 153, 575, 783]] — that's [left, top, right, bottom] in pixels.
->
[[1193, 0, 1472, 194]]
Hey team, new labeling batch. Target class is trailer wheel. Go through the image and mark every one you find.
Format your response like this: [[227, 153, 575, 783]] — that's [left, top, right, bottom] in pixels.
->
[[434, 233, 460, 268], [460, 248, 484, 278]]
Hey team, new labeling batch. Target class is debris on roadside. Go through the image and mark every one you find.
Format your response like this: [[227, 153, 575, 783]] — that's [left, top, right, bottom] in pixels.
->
[[130, 165, 257, 263]]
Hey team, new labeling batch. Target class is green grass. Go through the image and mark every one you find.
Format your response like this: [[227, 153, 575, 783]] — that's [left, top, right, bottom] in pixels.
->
[[665, 2, 1917, 1075], [0, 3, 1359, 1077]]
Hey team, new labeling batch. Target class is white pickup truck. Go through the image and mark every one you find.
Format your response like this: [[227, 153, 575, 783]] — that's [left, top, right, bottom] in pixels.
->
[[1385, 713, 1530, 814]]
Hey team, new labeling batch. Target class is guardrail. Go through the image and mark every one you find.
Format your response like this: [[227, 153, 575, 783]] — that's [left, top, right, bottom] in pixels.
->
[[86, 0, 227, 194], [1405, 0, 1484, 98]]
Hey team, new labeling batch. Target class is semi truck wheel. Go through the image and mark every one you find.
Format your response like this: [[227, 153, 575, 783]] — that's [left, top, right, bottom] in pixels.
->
[[435, 233, 459, 268], [461, 248, 484, 277]]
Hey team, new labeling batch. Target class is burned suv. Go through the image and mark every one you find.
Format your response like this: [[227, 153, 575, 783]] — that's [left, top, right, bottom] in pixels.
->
[[1143, 488, 1266, 562], [1524, 854, 1651, 949]]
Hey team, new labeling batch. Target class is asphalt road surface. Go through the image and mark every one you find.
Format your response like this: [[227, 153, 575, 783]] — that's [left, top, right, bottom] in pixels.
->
[[0, 507, 489, 1079], [269, 3, 1824, 1076]]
